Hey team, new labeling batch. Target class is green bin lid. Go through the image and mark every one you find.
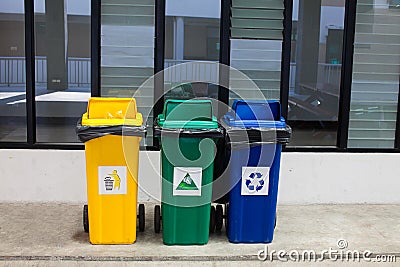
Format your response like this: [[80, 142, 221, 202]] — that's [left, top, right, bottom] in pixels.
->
[[157, 99, 218, 129]]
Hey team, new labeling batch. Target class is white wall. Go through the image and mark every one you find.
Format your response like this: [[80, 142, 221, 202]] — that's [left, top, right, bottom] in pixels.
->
[[280, 153, 400, 204], [0, 150, 399, 204]]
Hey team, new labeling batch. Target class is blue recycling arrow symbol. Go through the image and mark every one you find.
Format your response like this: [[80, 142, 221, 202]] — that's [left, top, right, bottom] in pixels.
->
[[245, 172, 265, 192]]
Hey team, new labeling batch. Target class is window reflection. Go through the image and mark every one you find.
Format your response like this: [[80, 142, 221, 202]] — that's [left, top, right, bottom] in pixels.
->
[[34, 0, 91, 143], [288, 0, 345, 147], [0, 0, 27, 142]]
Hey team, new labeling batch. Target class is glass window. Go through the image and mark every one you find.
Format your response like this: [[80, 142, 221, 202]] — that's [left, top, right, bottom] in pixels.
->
[[100, 0, 155, 146], [34, 0, 91, 143], [0, 0, 27, 142], [230, 39, 282, 102], [348, 0, 400, 148], [164, 0, 221, 100], [288, 0, 345, 147], [229, 0, 284, 104]]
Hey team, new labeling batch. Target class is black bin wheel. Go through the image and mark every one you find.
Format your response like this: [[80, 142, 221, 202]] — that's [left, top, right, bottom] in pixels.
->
[[138, 204, 145, 232], [209, 206, 216, 233], [215, 205, 223, 232], [83, 204, 89, 233], [154, 205, 161, 233], [274, 214, 277, 229], [224, 203, 229, 233]]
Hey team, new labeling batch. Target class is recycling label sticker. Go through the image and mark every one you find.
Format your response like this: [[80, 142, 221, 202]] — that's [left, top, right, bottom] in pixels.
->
[[98, 166, 127, 195], [241, 167, 270, 196], [173, 167, 202, 196]]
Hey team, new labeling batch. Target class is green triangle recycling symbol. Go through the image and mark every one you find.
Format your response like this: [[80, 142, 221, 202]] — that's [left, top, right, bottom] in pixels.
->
[[176, 173, 199, 190]]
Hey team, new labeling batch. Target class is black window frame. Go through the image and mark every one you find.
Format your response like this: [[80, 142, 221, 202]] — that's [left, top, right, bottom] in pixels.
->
[[0, 0, 399, 152]]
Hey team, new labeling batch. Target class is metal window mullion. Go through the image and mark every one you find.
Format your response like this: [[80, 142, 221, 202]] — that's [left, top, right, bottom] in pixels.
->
[[25, 0, 36, 145], [280, 0, 292, 120], [337, 0, 358, 150], [91, 0, 101, 97], [395, 75, 400, 149], [152, 0, 165, 150], [218, 0, 231, 119]]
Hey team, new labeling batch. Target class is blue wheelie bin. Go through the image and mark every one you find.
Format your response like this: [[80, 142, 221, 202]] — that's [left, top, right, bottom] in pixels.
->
[[222, 100, 291, 243]]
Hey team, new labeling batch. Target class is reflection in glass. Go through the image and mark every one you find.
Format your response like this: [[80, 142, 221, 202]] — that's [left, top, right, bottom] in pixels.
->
[[348, 0, 400, 148], [100, 0, 155, 146], [164, 0, 221, 102], [162, 1, 222, 139], [34, 0, 91, 143], [0, 0, 27, 142], [229, 0, 284, 107], [288, 0, 345, 147]]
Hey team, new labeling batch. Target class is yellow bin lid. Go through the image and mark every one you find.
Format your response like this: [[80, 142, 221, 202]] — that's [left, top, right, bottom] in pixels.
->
[[81, 97, 143, 126]]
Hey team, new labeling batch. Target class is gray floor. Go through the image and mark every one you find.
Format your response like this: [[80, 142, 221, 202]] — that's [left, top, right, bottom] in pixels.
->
[[0, 203, 399, 266]]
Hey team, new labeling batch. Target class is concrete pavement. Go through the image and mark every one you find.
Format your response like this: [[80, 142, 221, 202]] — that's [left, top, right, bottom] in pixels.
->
[[0, 203, 399, 266]]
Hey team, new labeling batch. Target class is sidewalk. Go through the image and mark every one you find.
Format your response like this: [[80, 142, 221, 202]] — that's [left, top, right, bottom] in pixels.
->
[[0, 203, 399, 266]]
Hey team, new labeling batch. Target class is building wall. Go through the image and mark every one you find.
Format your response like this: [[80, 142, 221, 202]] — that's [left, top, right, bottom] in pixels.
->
[[66, 21, 91, 58], [0, 150, 399, 204], [184, 25, 208, 60], [0, 18, 90, 58], [0, 20, 25, 57]]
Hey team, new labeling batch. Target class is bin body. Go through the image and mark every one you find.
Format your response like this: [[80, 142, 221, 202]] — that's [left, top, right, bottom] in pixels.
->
[[156, 99, 220, 245], [161, 137, 214, 245], [227, 143, 282, 243], [224, 100, 289, 243], [81, 98, 142, 245]]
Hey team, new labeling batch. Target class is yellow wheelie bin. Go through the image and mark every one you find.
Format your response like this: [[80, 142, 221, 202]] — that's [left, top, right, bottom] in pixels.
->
[[77, 97, 146, 244]]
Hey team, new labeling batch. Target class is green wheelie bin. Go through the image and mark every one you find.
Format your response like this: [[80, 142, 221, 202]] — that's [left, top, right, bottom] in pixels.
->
[[154, 99, 223, 245]]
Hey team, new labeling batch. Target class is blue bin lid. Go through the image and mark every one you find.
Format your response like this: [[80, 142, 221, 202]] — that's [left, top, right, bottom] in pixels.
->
[[223, 100, 286, 129]]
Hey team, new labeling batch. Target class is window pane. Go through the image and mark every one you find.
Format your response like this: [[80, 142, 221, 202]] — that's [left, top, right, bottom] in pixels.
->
[[34, 0, 91, 143], [164, 0, 221, 117], [287, 0, 345, 147], [348, 0, 400, 148], [100, 0, 155, 146], [0, 0, 27, 142], [229, 0, 283, 103], [164, 1, 221, 94], [230, 39, 282, 101]]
